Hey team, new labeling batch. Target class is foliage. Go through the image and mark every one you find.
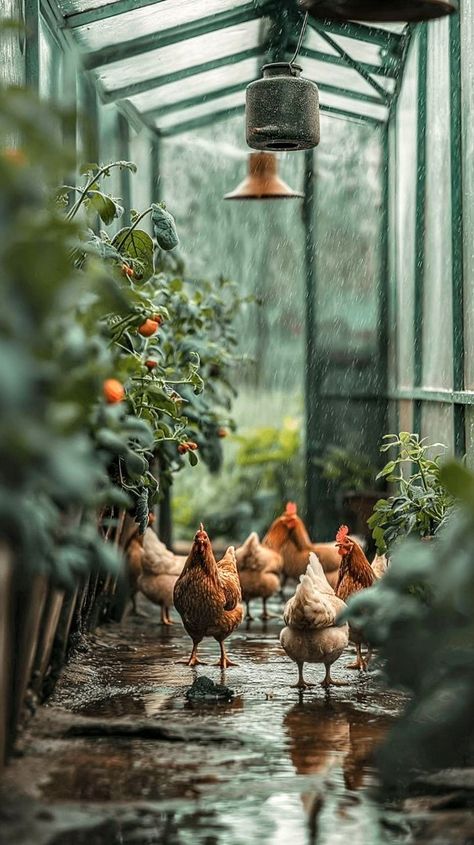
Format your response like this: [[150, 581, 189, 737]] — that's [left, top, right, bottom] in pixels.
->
[[0, 87, 122, 584], [314, 445, 378, 494], [61, 161, 250, 531], [173, 417, 304, 541], [368, 432, 455, 554], [342, 461, 474, 787]]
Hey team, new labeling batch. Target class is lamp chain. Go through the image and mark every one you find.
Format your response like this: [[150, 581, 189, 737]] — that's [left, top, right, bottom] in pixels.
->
[[289, 11, 309, 68]]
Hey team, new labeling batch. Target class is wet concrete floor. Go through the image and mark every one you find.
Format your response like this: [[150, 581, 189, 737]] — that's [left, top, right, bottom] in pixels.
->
[[0, 595, 453, 845]]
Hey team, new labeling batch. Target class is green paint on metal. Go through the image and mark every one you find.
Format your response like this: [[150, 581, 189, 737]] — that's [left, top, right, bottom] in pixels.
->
[[313, 25, 390, 103], [310, 17, 404, 49], [63, 0, 168, 29], [413, 26, 428, 435], [117, 112, 131, 226], [150, 136, 161, 203], [25, 0, 40, 91], [391, 389, 474, 407], [378, 123, 390, 434], [83, 2, 273, 70], [449, 10, 466, 456], [100, 46, 264, 103], [303, 148, 321, 538], [159, 101, 383, 138], [145, 78, 385, 123], [298, 45, 396, 78]]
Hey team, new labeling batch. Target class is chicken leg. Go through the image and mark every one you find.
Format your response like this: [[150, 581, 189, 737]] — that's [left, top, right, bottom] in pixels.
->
[[160, 605, 174, 626], [346, 643, 368, 672], [321, 663, 349, 688], [261, 597, 278, 621], [245, 600, 255, 622], [178, 641, 207, 666], [291, 662, 315, 690], [216, 641, 238, 669]]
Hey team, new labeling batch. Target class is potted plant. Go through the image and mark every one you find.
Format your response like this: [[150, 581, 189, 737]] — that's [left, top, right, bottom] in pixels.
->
[[369, 432, 455, 554], [315, 445, 382, 544]]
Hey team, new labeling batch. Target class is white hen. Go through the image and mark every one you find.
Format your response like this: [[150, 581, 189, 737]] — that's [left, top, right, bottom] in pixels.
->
[[137, 528, 186, 625], [280, 553, 349, 689]]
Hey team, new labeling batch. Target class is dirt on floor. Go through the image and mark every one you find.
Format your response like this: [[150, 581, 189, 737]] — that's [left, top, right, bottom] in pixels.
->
[[1, 595, 474, 845]]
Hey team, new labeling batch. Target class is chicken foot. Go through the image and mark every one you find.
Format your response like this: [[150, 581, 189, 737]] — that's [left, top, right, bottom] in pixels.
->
[[291, 663, 315, 690], [346, 643, 368, 672], [178, 641, 207, 667], [215, 641, 238, 669]]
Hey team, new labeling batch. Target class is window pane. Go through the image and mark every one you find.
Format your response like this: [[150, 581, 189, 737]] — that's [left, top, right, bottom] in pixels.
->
[[74, 0, 244, 53], [421, 402, 454, 453], [96, 19, 262, 95], [156, 91, 245, 132], [422, 19, 453, 390], [129, 57, 258, 113], [395, 37, 418, 389]]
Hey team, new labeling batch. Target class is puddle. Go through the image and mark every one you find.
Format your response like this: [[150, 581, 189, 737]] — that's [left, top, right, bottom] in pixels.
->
[[3, 598, 412, 844]]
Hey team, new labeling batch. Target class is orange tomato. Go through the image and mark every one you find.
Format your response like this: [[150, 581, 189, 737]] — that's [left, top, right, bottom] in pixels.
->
[[217, 428, 228, 438], [138, 319, 159, 337], [145, 359, 157, 370], [103, 379, 125, 404]]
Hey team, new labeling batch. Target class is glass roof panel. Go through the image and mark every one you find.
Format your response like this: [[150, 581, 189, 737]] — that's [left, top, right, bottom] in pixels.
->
[[96, 19, 262, 94], [320, 90, 388, 121], [301, 56, 394, 97], [329, 33, 385, 66], [155, 91, 245, 131], [129, 57, 258, 114], [74, 0, 248, 53]]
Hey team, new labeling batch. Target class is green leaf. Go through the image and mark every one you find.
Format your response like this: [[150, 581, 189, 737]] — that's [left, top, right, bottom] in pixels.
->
[[112, 228, 154, 281], [151, 203, 179, 250], [188, 450, 199, 467], [87, 191, 123, 224]]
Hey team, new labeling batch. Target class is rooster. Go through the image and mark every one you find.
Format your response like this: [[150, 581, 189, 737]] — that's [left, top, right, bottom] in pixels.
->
[[263, 503, 341, 590], [335, 524, 381, 671], [236, 532, 283, 621], [280, 553, 349, 689], [173, 524, 244, 669]]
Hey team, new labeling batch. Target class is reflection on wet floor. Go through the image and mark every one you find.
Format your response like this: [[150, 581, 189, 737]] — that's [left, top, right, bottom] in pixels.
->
[[3, 598, 410, 845]]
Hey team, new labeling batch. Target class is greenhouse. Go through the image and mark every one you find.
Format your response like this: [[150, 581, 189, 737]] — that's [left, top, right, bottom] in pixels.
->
[[1, 0, 474, 842]]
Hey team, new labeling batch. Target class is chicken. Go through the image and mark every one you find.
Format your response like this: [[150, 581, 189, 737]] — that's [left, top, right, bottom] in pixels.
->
[[280, 553, 349, 689], [125, 533, 144, 614], [138, 527, 186, 625], [335, 524, 379, 672], [173, 524, 244, 668], [263, 502, 341, 590], [235, 532, 283, 621]]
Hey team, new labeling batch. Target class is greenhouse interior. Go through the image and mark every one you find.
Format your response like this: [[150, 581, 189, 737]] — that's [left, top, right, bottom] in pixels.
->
[[1, 0, 474, 842]]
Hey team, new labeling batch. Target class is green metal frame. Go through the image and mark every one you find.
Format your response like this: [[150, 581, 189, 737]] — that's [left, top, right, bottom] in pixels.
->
[[412, 25, 427, 436], [311, 25, 390, 103], [82, 1, 273, 70]]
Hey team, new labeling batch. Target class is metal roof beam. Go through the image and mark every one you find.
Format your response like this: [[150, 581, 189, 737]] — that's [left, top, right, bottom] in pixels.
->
[[100, 46, 263, 103], [64, 0, 167, 29], [144, 76, 385, 123], [298, 45, 396, 78], [159, 101, 384, 138], [313, 26, 390, 103], [311, 18, 404, 48], [83, 1, 272, 70]]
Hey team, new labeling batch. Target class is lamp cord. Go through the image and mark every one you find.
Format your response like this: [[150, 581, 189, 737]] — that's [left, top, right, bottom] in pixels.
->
[[289, 11, 309, 69]]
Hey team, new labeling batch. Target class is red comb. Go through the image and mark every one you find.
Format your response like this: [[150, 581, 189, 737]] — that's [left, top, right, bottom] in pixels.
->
[[285, 502, 298, 516], [336, 525, 350, 544]]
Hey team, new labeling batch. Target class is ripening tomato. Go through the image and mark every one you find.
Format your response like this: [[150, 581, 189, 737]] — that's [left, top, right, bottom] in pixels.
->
[[178, 443, 189, 455], [121, 264, 134, 278], [217, 428, 228, 438], [145, 359, 157, 370], [138, 319, 159, 337], [103, 379, 125, 404]]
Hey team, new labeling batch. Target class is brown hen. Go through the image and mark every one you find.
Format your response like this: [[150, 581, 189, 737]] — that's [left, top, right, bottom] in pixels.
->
[[263, 503, 341, 589], [335, 524, 376, 671], [173, 524, 243, 669]]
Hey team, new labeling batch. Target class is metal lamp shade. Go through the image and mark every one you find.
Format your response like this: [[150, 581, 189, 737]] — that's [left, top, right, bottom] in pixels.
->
[[246, 63, 320, 152], [224, 153, 304, 200], [299, 0, 458, 21]]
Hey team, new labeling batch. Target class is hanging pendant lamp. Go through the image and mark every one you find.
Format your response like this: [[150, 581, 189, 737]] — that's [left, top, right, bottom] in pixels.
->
[[224, 153, 304, 201], [299, 0, 457, 22], [246, 62, 320, 151]]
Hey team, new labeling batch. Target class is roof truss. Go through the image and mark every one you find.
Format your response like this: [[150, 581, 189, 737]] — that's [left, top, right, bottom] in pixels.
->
[[47, 0, 410, 135]]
